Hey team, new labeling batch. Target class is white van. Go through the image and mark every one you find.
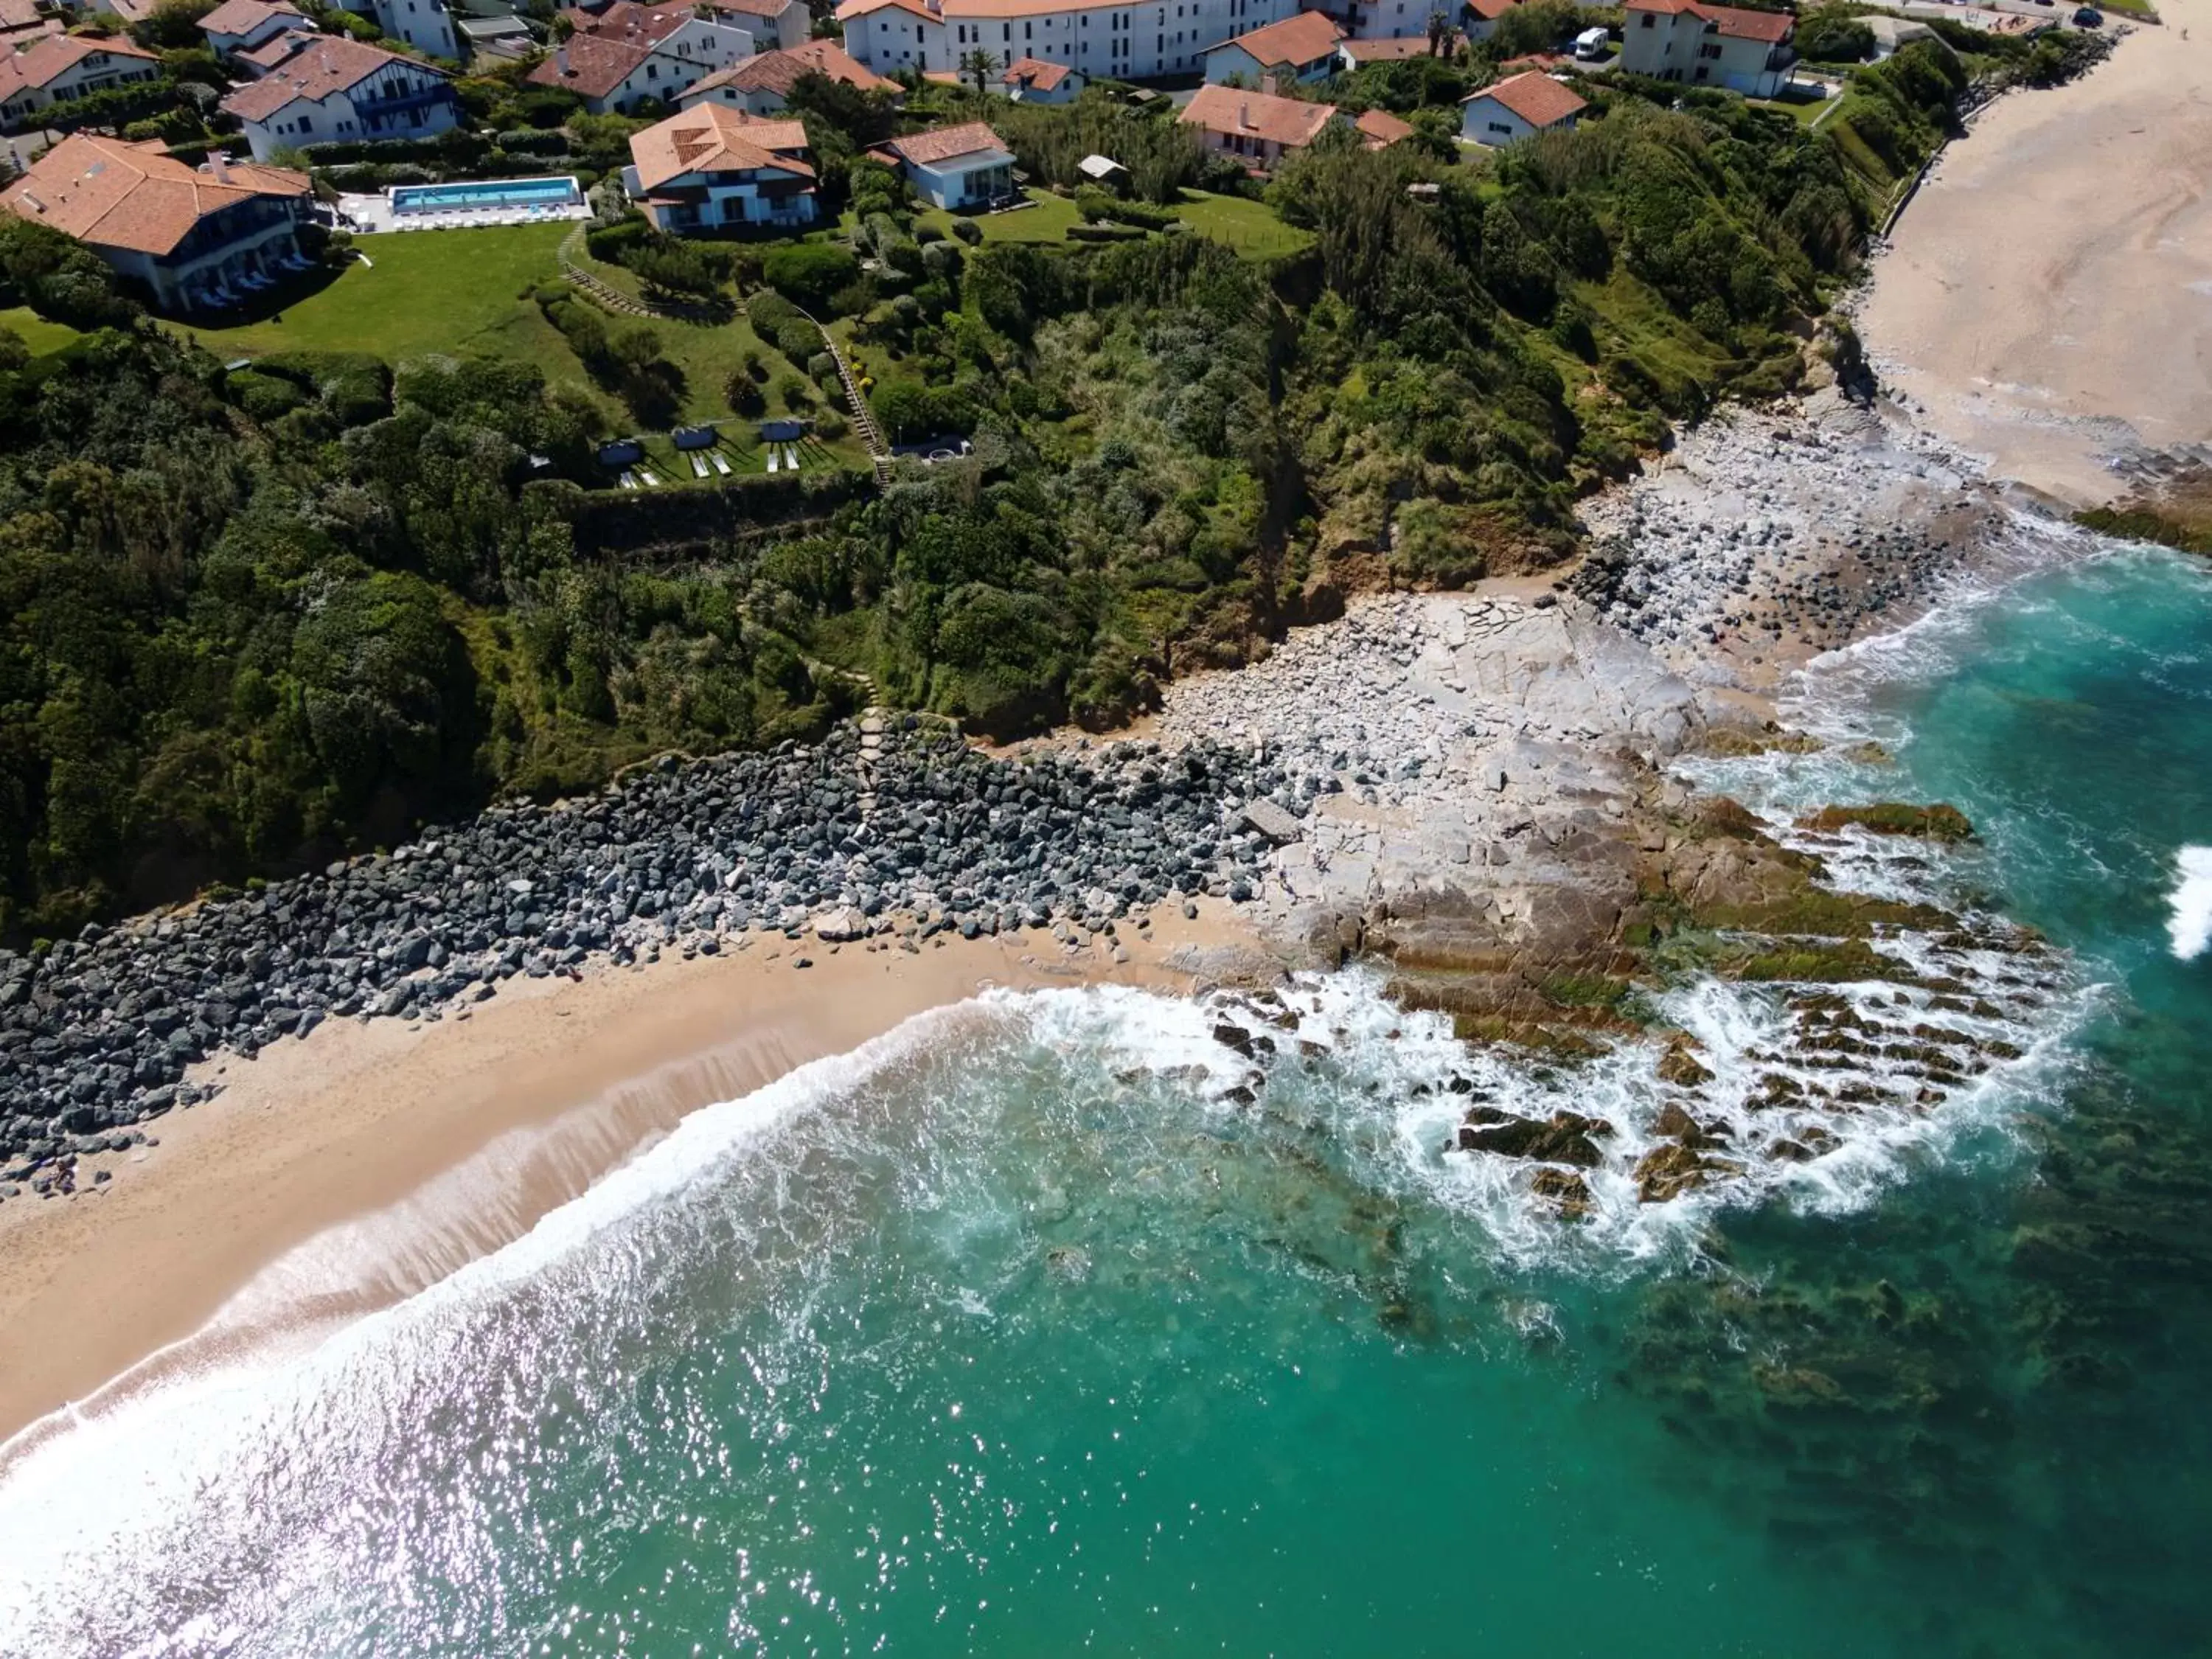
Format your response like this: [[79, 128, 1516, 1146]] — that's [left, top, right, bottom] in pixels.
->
[[1573, 26, 1610, 59]]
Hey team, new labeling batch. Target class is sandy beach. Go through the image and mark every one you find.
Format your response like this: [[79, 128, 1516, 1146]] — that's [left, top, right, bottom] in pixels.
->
[[1859, 6, 2212, 503], [0, 907, 1257, 1452]]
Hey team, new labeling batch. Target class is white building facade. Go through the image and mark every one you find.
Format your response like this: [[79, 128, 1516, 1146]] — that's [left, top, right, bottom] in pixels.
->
[[220, 38, 462, 159], [837, 0, 1306, 81]]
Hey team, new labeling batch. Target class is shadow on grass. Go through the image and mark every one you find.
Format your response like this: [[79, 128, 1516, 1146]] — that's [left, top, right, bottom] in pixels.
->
[[164, 258, 350, 332]]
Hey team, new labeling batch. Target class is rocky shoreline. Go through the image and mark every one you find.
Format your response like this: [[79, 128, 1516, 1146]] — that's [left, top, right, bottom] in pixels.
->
[[0, 723, 1305, 1200], [5, 391, 2087, 1222]]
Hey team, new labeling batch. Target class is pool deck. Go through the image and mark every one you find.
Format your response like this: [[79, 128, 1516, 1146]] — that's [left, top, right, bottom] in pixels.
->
[[335, 192, 591, 235]]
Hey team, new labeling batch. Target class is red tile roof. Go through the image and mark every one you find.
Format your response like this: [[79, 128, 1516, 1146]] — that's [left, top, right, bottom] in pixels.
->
[[1001, 54, 1073, 90], [1627, 0, 1793, 42], [1179, 83, 1338, 150], [1204, 9, 1343, 67], [1, 133, 306, 257], [1339, 32, 1456, 62], [1464, 68, 1586, 128], [833, 0, 936, 18], [220, 36, 434, 120], [698, 0, 799, 16], [883, 120, 1008, 167], [683, 39, 897, 101], [630, 102, 812, 190], [197, 0, 307, 37], [1354, 106, 1413, 147]]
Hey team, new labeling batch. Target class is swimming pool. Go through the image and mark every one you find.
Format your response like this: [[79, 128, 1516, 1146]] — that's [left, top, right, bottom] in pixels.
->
[[388, 175, 582, 215]]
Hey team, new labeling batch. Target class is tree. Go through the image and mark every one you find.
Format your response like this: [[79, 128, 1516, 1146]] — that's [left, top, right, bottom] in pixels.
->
[[130, 0, 218, 49], [960, 47, 1001, 93]]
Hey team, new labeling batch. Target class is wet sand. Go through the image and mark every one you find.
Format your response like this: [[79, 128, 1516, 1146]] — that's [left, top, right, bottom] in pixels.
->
[[0, 909, 1261, 1451], [1859, 9, 2212, 503]]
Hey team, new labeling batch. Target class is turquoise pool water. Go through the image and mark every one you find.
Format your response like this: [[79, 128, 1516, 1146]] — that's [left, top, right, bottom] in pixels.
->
[[1, 534, 2208, 1658], [389, 175, 580, 214]]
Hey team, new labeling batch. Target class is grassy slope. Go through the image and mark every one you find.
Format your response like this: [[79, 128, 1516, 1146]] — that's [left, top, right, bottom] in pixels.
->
[[1172, 189, 1313, 260], [0, 306, 82, 355]]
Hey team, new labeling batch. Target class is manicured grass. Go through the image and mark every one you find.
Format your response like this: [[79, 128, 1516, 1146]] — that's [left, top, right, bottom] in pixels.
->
[[917, 187, 1085, 244], [1172, 189, 1313, 260], [0, 306, 83, 356], [175, 223, 573, 363]]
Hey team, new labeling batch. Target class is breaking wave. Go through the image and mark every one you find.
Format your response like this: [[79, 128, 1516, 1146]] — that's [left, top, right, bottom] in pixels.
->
[[2169, 846, 2212, 961]]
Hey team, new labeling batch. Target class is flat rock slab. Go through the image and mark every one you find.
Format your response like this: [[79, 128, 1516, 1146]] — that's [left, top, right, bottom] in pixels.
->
[[1240, 799, 1304, 844]]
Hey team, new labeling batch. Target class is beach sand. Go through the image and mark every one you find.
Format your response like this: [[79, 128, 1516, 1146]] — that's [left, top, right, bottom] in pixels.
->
[[1858, 9, 2212, 504], [0, 908, 1262, 1452]]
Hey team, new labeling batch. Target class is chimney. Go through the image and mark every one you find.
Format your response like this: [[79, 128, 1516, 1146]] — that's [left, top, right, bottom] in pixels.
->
[[209, 153, 232, 183], [556, 45, 570, 74], [1239, 97, 1253, 128], [1259, 72, 1276, 96]]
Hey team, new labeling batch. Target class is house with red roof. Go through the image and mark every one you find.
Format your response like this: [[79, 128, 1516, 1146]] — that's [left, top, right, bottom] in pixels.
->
[[625, 102, 818, 232], [678, 41, 900, 116], [1458, 67, 1585, 145], [0, 133, 310, 310], [872, 122, 1015, 210], [218, 35, 461, 159], [1200, 10, 1343, 86], [834, 0, 1311, 83], [998, 54, 1082, 102], [1619, 0, 1795, 95], [197, 0, 314, 58], [694, 0, 813, 50], [529, 1, 759, 114], [1178, 81, 1341, 173], [0, 32, 159, 133]]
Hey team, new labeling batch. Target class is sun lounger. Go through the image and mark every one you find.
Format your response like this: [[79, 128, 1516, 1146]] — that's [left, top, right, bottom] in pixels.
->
[[784, 443, 801, 470], [690, 453, 709, 479], [765, 448, 781, 473], [639, 467, 660, 487], [619, 470, 638, 490], [710, 451, 731, 476]]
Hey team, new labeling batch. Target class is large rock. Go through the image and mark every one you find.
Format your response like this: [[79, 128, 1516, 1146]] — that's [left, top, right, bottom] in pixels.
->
[[1456, 1109, 1610, 1166]]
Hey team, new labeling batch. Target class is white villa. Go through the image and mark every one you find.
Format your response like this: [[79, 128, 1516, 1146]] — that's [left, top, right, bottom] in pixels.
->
[[872, 121, 1014, 209], [625, 102, 818, 231], [219, 35, 462, 159], [0, 33, 160, 132], [1618, 0, 1795, 95], [0, 133, 311, 311], [835, 0, 1310, 82], [998, 54, 1082, 100], [695, 0, 814, 49]]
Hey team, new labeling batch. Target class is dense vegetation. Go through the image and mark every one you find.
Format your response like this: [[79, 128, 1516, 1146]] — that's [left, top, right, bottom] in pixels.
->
[[0, 28, 2090, 939]]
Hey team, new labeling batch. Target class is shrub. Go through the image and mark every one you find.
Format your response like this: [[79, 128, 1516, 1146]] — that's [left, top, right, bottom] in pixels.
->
[[762, 242, 860, 309], [585, 218, 655, 262], [745, 290, 823, 364], [725, 366, 766, 416], [775, 372, 809, 411], [950, 218, 984, 246], [495, 128, 573, 156]]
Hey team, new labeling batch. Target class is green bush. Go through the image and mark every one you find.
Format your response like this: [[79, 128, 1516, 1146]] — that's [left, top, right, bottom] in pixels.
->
[[762, 242, 860, 310], [950, 218, 984, 246]]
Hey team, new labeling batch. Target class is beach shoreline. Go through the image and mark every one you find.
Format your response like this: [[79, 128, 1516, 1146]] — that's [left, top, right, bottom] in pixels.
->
[[0, 905, 1260, 1453], [1857, 7, 2212, 504]]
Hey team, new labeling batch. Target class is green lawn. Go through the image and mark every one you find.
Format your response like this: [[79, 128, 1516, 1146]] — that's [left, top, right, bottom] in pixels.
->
[[917, 187, 1085, 244], [1172, 189, 1313, 260], [176, 223, 573, 363], [0, 306, 83, 356]]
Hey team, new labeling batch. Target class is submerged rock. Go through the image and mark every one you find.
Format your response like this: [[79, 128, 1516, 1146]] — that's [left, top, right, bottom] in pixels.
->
[[1795, 802, 1976, 841]]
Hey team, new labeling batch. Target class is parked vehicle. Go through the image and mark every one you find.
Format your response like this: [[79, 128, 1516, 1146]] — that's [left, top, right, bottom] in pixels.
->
[[2073, 4, 2102, 21], [1573, 26, 1610, 58]]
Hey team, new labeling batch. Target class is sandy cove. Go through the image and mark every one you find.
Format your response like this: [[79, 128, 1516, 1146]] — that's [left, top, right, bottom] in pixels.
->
[[1859, 2, 2212, 504], [0, 905, 1259, 1452]]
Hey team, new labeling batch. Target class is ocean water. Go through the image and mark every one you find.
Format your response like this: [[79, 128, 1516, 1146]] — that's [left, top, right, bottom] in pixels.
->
[[4, 538, 2210, 1659]]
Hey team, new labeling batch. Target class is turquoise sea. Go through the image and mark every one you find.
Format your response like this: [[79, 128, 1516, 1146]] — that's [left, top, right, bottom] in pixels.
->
[[2, 538, 2208, 1658]]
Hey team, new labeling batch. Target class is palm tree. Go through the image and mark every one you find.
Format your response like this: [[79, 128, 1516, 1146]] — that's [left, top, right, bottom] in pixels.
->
[[1427, 7, 1451, 56], [959, 46, 1000, 93]]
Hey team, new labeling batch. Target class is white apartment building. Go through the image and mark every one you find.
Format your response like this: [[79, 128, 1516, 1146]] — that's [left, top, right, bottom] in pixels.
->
[[836, 0, 1304, 82]]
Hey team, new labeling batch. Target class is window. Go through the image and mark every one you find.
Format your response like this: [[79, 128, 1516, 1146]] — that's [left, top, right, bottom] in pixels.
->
[[1487, 119, 1509, 133], [1639, 12, 1654, 23]]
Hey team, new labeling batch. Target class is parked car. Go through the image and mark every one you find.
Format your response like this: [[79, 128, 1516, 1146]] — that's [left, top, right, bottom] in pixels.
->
[[2073, 4, 2102, 21]]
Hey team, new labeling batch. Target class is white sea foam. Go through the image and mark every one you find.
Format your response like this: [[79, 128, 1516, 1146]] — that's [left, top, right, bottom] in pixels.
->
[[2168, 846, 2212, 961]]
